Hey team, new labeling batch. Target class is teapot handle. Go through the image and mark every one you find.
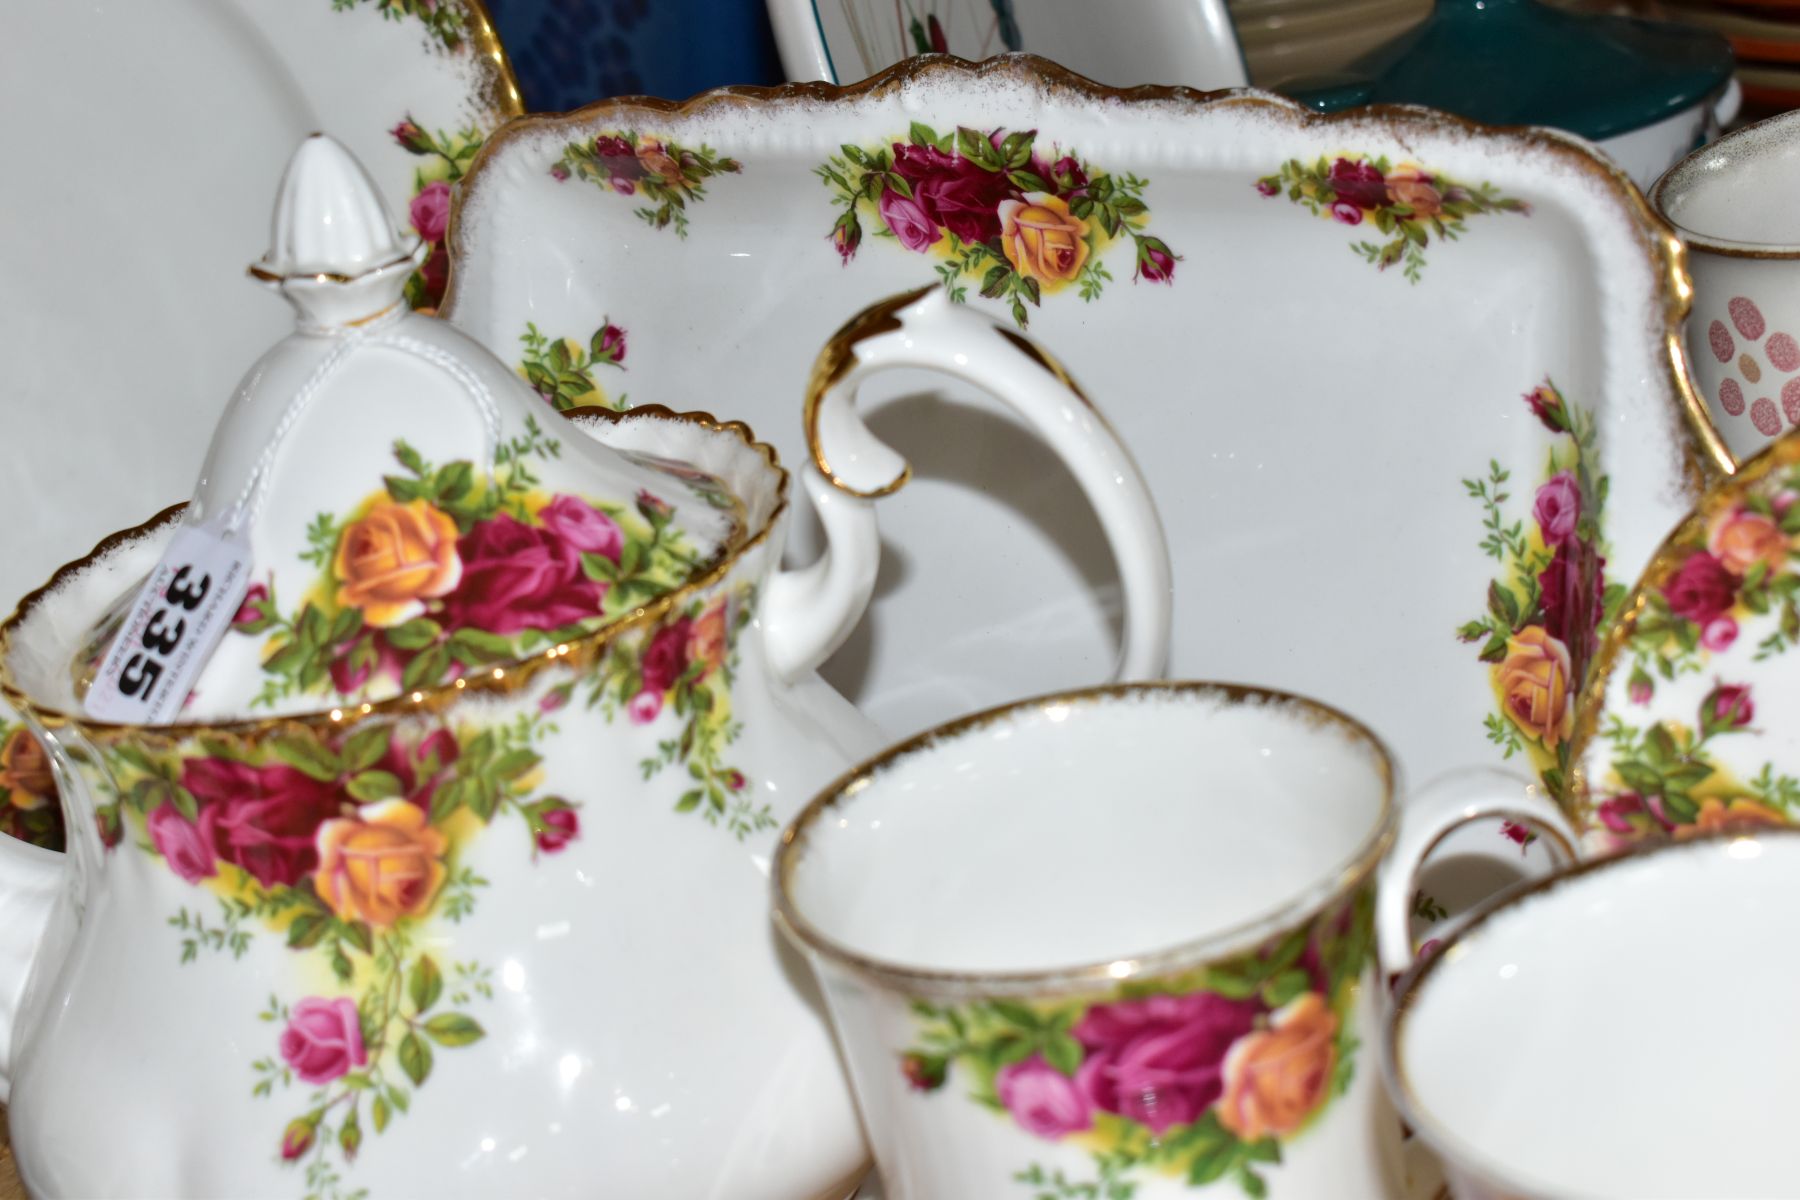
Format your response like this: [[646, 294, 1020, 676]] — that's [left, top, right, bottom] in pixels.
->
[[0, 825, 61, 1102], [762, 286, 1172, 684]]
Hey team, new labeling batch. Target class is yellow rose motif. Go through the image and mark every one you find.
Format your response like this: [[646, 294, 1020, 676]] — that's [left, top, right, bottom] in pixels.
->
[[333, 499, 463, 627], [0, 729, 53, 811], [998, 193, 1090, 287], [636, 138, 682, 185], [1707, 508, 1789, 579], [1217, 992, 1339, 1141], [689, 600, 729, 678], [1680, 796, 1789, 839], [314, 800, 448, 928], [1497, 626, 1572, 749], [1384, 164, 1444, 218]]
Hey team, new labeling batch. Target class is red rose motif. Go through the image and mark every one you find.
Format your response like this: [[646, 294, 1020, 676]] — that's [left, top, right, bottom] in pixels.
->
[[1072, 991, 1262, 1134], [233, 582, 270, 630], [537, 495, 623, 563], [1327, 158, 1388, 210], [1663, 552, 1738, 626], [437, 512, 604, 635], [1703, 682, 1754, 731], [640, 618, 693, 694], [1537, 539, 1603, 671], [890, 141, 1015, 245], [594, 135, 646, 186], [1329, 200, 1363, 226], [182, 759, 343, 889]]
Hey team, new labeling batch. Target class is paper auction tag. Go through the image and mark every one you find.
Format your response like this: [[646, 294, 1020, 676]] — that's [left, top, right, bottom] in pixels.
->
[[84, 524, 251, 724]]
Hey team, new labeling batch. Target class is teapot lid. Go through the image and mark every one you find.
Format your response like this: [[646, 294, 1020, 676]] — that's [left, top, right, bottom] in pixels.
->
[[78, 135, 745, 723], [1283, 0, 1734, 142]]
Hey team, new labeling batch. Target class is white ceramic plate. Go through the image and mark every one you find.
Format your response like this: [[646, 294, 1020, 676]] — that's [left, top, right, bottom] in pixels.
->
[[767, 0, 1248, 89], [444, 57, 1716, 868], [0, 0, 517, 609]]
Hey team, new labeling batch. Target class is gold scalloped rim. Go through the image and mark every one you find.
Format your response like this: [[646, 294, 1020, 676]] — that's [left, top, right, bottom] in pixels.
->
[[771, 679, 1397, 998], [0, 405, 788, 748], [440, 51, 1728, 479]]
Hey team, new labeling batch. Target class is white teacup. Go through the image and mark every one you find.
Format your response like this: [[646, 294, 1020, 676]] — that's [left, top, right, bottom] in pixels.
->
[[1388, 829, 1800, 1200], [1653, 108, 1800, 468], [773, 683, 1576, 1199]]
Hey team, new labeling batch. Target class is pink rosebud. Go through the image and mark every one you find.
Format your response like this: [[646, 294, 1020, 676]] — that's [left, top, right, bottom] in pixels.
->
[[1597, 793, 1647, 834], [1255, 178, 1279, 197], [901, 1052, 948, 1091], [1500, 821, 1535, 853], [1524, 382, 1571, 433], [1701, 616, 1740, 652], [539, 495, 624, 562], [627, 689, 663, 724], [232, 582, 270, 630], [997, 1055, 1093, 1140], [830, 209, 863, 263], [725, 769, 746, 791], [1329, 200, 1363, 226], [1627, 668, 1653, 706], [1702, 682, 1754, 732], [549, 162, 570, 182], [535, 807, 579, 853], [636, 488, 673, 524], [878, 187, 939, 253], [390, 117, 433, 156], [281, 1117, 316, 1161], [539, 684, 573, 714], [1134, 235, 1178, 284], [594, 322, 627, 366]]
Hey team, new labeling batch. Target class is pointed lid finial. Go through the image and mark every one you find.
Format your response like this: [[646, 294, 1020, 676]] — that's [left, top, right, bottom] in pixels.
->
[[251, 134, 424, 325]]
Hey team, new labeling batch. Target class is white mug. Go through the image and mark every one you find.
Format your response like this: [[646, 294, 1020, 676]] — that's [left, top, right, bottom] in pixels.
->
[[1653, 107, 1800, 470], [1387, 829, 1800, 1200], [772, 682, 1577, 1199]]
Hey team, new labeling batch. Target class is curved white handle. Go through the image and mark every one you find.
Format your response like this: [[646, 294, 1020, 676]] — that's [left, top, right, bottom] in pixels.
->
[[762, 286, 1173, 683], [0, 829, 61, 1102], [1374, 767, 1579, 980], [1714, 77, 1744, 131]]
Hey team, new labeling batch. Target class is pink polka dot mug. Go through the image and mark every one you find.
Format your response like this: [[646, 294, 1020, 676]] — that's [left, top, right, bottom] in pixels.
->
[[1654, 109, 1800, 468]]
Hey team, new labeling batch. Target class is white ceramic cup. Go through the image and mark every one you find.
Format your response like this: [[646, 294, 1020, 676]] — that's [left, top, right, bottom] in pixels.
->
[[772, 682, 1577, 1200], [1653, 107, 1800, 469], [1387, 828, 1800, 1200]]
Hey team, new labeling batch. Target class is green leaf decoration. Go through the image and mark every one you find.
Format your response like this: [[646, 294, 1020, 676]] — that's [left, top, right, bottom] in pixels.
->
[[271, 736, 342, 783], [398, 1031, 433, 1086], [422, 1013, 486, 1047], [409, 954, 444, 1015], [386, 618, 443, 650], [346, 770, 404, 803]]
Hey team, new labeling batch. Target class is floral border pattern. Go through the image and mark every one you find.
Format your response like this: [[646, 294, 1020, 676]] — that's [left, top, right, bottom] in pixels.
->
[[92, 710, 572, 1199], [1584, 456, 1800, 849], [901, 891, 1371, 1197], [518, 321, 629, 412], [232, 419, 712, 712], [1256, 155, 1528, 283], [819, 121, 1178, 329], [1458, 380, 1621, 799], [551, 131, 742, 238]]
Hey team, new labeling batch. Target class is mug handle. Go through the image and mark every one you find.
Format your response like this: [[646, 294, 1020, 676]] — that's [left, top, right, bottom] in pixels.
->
[[1373, 766, 1581, 979], [762, 286, 1173, 684]]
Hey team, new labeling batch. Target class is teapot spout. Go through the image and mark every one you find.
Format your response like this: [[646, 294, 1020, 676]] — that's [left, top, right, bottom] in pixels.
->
[[0, 830, 60, 1101]]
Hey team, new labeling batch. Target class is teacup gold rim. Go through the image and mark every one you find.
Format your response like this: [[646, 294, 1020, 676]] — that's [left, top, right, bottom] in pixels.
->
[[462, 0, 524, 123], [770, 679, 1399, 998], [440, 51, 1725, 476], [1566, 431, 1800, 820], [0, 404, 789, 744], [1383, 827, 1800, 1200], [1648, 107, 1800, 262]]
